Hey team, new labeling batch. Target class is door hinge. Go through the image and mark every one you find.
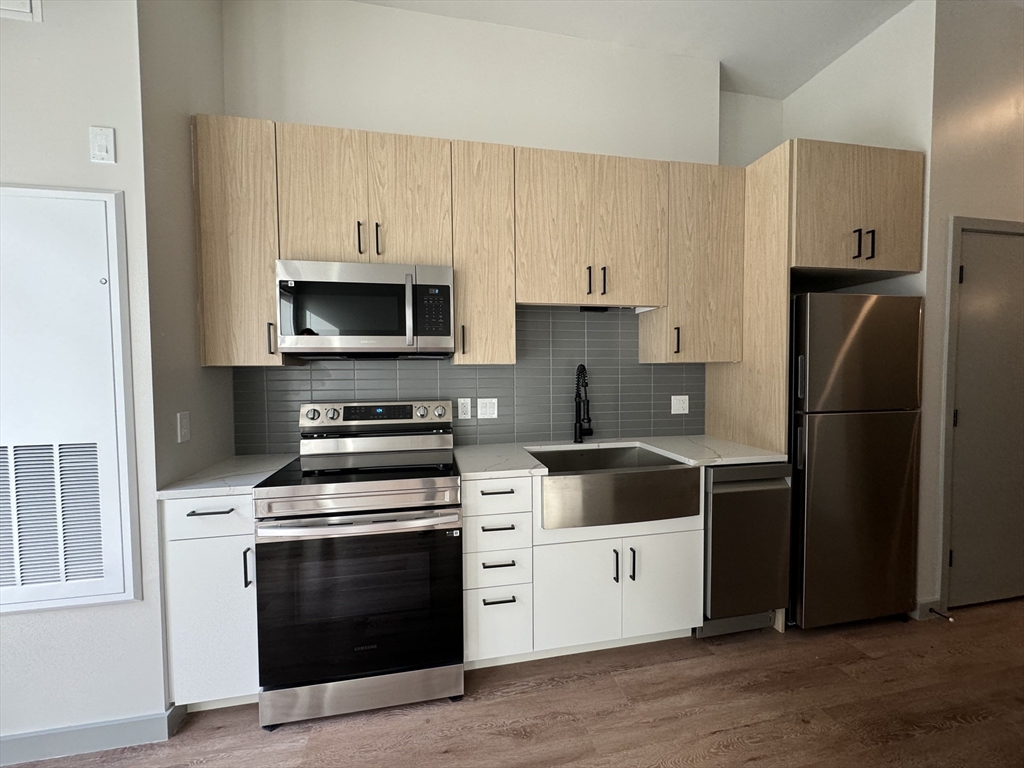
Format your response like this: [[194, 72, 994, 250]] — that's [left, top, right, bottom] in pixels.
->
[[953, 409, 958, 427], [948, 549, 954, 568], [958, 265, 964, 283]]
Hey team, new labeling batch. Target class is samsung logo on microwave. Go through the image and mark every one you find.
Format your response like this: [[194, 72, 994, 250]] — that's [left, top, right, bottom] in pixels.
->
[[354, 644, 378, 652]]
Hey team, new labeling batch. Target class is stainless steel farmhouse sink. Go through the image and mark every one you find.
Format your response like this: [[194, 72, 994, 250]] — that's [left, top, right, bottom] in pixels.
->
[[526, 446, 700, 529]]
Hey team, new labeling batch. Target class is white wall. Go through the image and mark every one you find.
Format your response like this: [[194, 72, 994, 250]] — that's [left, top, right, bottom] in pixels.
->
[[0, 0, 166, 737], [138, 0, 234, 490], [719, 92, 783, 167], [222, 0, 719, 163]]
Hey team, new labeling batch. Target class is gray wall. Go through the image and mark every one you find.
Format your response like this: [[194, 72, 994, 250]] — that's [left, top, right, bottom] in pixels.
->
[[235, 307, 705, 452]]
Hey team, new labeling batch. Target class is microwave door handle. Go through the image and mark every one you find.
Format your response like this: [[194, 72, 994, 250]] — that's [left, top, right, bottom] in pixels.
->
[[405, 273, 415, 347]]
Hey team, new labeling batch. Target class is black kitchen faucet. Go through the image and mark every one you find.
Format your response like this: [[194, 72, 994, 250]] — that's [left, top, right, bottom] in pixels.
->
[[574, 364, 593, 443]]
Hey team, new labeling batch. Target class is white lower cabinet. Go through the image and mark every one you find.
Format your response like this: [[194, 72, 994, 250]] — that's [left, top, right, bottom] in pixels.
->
[[534, 531, 703, 652], [164, 533, 258, 705], [464, 584, 534, 661]]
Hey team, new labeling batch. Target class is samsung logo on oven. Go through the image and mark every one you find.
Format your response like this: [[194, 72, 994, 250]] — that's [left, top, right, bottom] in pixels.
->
[[354, 644, 378, 652]]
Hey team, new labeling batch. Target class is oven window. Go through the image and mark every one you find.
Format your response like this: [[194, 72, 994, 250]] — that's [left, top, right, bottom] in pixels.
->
[[279, 281, 406, 337], [256, 529, 462, 691]]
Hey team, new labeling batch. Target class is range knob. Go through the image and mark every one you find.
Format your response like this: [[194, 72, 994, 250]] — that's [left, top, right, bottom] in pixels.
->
[[434, 405, 446, 418], [415, 406, 429, 419], [305, 408, 321, 421], [325, 408, 340, 420]]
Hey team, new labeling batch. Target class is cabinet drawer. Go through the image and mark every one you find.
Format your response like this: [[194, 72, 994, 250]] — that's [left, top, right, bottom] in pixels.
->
[[464, 584, 533, 662], [463, 512, 532, 553], [463, 547, 533, 590], [162, 495, 254, 541], [462, 477, 533, 516]]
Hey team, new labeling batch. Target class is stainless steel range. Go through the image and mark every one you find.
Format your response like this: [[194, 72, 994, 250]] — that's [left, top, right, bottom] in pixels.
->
[[253, 400, 463, 729]]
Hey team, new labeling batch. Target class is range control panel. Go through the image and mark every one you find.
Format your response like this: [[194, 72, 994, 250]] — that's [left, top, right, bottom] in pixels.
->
[[299, 400, 452, 428]]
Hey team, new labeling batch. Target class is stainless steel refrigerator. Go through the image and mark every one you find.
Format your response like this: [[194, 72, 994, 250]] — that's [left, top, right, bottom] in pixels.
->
[[790, 293, 922, 629]]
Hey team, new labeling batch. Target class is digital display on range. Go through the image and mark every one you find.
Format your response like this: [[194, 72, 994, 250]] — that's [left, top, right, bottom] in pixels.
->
[[343, 404, 413, 421]]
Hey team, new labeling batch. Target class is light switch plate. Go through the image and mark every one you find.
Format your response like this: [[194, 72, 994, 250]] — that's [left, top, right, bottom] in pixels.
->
[[477, 398, 498, 419], [89, 126, 116, 164], [176, 411, 191, 443], [671, 395, 689, 415], [457, 398, 472, 420]]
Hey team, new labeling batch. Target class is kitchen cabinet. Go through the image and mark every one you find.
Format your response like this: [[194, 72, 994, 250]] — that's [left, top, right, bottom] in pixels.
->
[[367, 132, 452, 266], [277, 123, 370, 262], [163, 532, 258, 704], [639, 162, 745, 363], [791, 139, 924, 272], [193, 114, 281, 366], [533, 531, 702, 651], [515, 148, 668, 307], [464, 584, 534, 661], [452, 141, 516, 364]]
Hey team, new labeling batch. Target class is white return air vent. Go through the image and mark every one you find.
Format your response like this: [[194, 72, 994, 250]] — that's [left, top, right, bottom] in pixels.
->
[[0, 187, 139, 612]]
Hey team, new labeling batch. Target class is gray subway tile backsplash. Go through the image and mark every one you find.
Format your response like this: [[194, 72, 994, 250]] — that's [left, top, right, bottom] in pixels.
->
[[233, 306, 704, 453]]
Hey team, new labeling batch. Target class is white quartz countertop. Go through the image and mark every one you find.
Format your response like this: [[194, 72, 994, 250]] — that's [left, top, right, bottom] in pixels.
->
[[454, 435, 787, 480], [156, 454, 295, 500]]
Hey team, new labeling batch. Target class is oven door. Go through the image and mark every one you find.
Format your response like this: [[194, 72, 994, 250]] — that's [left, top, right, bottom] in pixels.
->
[[254, 508, 463, 691], [277, 260, 416, 355]]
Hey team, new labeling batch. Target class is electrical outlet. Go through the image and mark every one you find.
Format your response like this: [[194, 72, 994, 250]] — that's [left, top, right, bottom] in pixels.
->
[[457, 398, 472, 420], [176, 411, 191, 443], [477, 398, 498, 419], [671, 395, 689, 415]]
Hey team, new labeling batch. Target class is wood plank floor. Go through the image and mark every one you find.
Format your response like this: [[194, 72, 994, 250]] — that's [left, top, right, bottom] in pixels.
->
[[22, 599, 1023, 768]]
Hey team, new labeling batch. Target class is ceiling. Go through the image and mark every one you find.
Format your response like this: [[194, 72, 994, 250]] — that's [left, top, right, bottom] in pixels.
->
[[356, 0, 913, 99]]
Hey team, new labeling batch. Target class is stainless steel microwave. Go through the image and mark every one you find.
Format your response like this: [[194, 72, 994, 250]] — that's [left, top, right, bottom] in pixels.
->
[[276, 260, 454, 357]]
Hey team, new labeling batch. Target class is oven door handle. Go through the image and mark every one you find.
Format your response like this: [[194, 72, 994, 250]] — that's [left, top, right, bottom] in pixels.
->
[[405, 273, 415, 347], [256, 513, 460, 541]]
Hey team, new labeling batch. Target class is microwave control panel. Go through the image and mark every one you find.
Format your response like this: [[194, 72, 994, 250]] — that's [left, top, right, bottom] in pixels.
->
[[414, 285, 452, 337]]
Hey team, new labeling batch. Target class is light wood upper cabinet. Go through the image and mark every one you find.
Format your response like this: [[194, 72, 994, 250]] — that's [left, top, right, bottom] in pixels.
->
[[639, 162, 744, 363], [515, 148, 595, 304], [452, 141, 516, 365], [791, 139, 924, 272], [367, 132, 453, 266], [277, 123, 369, 262], [193, 114, 281, 366]]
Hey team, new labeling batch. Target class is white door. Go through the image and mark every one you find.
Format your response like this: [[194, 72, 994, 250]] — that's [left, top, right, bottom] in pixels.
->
[[622, 531, 703, 638], [534, 539, 622, 651], [164, 535, 258, 704]]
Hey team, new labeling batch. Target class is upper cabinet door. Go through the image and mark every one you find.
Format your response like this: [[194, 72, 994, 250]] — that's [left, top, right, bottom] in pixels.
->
[[452, 141, 516, 365], [515, 148, 595, 304], [367, 132, 452, 266], [791, 140, 924, 272], [193, 115, 281, 366], [277, 123, 369, 263], [593, 156, 668, 307]]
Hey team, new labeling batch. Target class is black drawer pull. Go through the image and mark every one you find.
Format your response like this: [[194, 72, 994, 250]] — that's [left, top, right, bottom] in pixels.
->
[[586, 265, 593, 295], [461, 324, 466, 355], [482, 560, 517, 569], [613, 548, 620, 583], [186, 508, 235, 517], [853, 228, 863, 259], [357, 220, 364, 254], [243, 546, 253, 588], [375, 222, 382, 256], [866, 229, 876, 260], [481, 524, 516, 532], [601, 266, 608, 295], [480, 489, 515, 496], [629, 547, 637, 581], [482, 596, 517, 606], [674, 327, 681, 354]]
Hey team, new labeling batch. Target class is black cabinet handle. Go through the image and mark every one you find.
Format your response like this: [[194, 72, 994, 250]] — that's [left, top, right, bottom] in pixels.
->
[[601, 266, 607, 295], [187, 507, 235, 517], [630, 547, 637, 581], [481, 524, 516, 532], [266, 322, 275, 355], [483, 596, 517, 606], [853, 228, 863, 259], [482, 560, 517, 569], [375, 222, 381, 256], [586, 265, 593, 295], [461, 325, 466, 355], [243, 546, 252, 588], [613, 548, 620, 583], [480, 489, 515, 496], [674, 327, 681, 354], [357, 221, 364, 255], [866, 229, 876, 260]]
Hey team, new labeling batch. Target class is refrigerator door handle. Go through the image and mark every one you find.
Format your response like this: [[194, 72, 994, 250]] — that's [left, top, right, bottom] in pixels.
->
[[796, 426, 805, 470]]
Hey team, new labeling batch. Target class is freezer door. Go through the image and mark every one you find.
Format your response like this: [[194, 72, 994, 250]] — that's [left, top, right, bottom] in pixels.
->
[[795, 293, 922, 413], [795, 411, 919, 629]]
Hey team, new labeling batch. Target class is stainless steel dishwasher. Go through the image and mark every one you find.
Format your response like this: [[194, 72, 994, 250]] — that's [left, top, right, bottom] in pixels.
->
[[696, 463, 792, 638]]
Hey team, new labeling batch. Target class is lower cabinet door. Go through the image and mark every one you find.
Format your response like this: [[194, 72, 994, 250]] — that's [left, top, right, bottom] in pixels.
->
[[621, 531, 703, 638], [164, 534, 258, 704], [534, 539, 623, 651], [464, 584, 533, 662]]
